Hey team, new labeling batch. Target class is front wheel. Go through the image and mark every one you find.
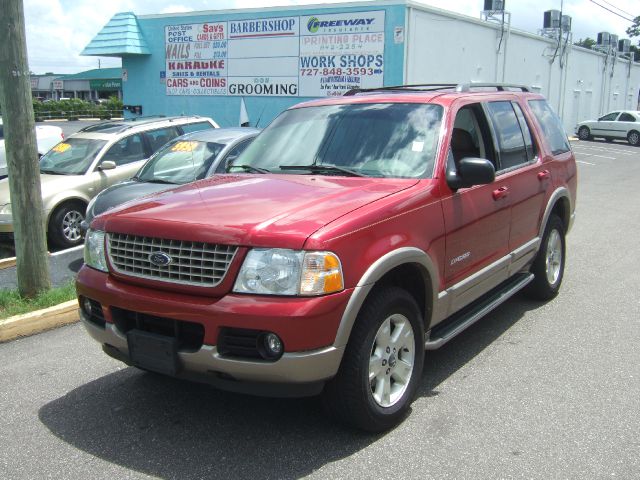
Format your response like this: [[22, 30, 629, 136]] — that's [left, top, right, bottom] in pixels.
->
[[322, 287, 424, 432], [628, 130, 640, 146], [577, 126, 591, 141], [48, 201, 86, 249], [524, 214, 565, 300]]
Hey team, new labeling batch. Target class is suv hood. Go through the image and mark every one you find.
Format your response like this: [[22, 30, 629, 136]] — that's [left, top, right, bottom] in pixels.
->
[[97, 174, 419, 249]]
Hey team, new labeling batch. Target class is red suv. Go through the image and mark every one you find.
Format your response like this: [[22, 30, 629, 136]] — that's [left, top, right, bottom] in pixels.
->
[[77, 83, 577, 431]]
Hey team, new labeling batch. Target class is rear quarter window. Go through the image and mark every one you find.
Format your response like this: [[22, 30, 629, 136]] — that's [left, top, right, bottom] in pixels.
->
[[527, 99, 571, 155]]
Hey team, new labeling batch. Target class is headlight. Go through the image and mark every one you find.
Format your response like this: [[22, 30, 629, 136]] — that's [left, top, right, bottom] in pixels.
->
[[233, 248, 343, 296], [85, 195, 97, 218], [84, 229, 108, 272]]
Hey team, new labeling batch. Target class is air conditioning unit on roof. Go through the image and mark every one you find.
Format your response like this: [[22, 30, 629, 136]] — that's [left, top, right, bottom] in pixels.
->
[[484, 0, 505, 11], [543, 10, 561, 29]]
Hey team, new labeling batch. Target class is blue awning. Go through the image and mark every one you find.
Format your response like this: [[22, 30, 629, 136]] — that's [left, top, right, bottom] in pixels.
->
[[81, 12, 151, 57]]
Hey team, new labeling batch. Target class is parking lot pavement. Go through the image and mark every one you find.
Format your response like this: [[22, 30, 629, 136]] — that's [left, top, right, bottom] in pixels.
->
[[1, 141, 639, 479], [0, 245, 83, 290]]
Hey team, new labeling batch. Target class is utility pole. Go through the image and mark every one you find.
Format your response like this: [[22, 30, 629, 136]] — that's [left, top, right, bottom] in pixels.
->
[[0, 0, 51, 296]]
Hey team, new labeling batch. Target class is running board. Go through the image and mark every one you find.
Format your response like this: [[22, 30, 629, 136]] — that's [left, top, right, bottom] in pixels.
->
[[425, 273, 534, 350]]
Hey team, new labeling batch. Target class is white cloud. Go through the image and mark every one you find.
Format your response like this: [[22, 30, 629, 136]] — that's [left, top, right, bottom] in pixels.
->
[[159, 5, 195, 14]]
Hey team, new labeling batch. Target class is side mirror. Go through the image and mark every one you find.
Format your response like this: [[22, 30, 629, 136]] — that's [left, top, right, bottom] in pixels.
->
[[99, 160, 116, 171], [446, 158, 495, 190]]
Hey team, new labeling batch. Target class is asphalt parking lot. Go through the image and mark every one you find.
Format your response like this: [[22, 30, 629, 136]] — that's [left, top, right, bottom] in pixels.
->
[[1, 139, 639, 479]]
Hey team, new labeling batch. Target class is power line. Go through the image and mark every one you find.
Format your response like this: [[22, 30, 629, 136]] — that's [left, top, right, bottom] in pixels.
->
[[595, 0, 635, 19], [588, 0, 634, 22]]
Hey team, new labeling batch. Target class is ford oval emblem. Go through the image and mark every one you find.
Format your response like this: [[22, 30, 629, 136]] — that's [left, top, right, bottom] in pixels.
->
[[149, 251, 172, 267]]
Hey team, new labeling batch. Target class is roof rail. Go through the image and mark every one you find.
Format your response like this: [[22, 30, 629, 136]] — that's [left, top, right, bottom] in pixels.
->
[[344, 84, 458, 96], [455, 83, 530, 92], [344, 82, 530, 96]]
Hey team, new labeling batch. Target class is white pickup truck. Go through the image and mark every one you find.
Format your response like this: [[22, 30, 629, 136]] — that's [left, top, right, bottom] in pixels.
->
[[0, 117, 64, 179]]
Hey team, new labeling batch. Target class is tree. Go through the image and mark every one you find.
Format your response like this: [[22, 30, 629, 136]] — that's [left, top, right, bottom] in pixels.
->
[[0, 0, 51, 297], [626, 16, 640, 38], [574, 37, 596, 50]]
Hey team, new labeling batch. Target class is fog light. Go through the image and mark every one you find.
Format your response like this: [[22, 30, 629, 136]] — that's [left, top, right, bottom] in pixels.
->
[[81, 296, 92, 316], [262, 332, 283, 359]]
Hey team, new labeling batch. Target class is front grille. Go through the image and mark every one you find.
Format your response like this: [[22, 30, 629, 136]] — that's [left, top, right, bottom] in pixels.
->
[[111, 307, 205, 351], [107, 233, 237, 287]]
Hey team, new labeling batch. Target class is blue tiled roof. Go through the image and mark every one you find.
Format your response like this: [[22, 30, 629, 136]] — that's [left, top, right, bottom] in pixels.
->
[[81, 12, 150, 57]]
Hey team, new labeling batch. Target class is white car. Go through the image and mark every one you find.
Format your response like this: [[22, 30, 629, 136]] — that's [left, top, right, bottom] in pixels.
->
[[0, 117, 65, 178], [575, 110, 640, 146]]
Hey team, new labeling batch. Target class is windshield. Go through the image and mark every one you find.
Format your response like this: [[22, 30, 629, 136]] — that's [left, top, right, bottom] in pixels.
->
[[40, 138, 107, 175], [135, 140, 225, 184], [233, 103, 443, 178]]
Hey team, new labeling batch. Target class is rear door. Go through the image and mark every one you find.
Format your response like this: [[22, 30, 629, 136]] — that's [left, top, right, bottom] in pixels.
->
[[484, 100, 547, 264]]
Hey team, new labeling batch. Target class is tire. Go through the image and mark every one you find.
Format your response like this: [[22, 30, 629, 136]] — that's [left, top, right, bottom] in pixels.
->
[[524, 214, 565, 301], [322, 286, 424, 432], [577, 126, 591, 141], [628, 130, 640, 146], [47, 201, 86, 249]]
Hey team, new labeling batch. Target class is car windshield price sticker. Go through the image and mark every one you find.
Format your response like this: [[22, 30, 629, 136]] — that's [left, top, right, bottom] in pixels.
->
[[164, 10, 385, 97]]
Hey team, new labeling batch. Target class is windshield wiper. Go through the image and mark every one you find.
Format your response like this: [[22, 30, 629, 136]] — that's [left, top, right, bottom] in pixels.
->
[[279, 164, 365, 177], [40, 169, 65, 175], [145, 178, 178, 184], [229, 164, 270, 174]]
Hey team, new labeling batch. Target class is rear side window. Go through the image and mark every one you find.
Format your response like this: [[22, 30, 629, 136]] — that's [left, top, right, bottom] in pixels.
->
[[486, 101, 530, 170], [180, 121, 215, 135], [527, 99, 571, 155], [619, 113, 635, 122], [145, 127, 180, 153], [101, 133, 146, 166]]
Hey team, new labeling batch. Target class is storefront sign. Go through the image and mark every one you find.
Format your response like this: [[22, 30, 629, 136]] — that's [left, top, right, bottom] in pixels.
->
[[164, 10, 385, 97], [89, 79, 123, 91], [53, 80, 64, 90]]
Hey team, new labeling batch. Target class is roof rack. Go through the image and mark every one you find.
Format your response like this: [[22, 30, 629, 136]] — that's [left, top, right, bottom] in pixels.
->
[[344, 82, 530, 96], [78, 115, 168, 133]]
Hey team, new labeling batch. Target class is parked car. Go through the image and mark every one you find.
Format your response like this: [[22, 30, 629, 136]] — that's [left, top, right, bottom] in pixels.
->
[[575, 110, 640, 145], [77, 83, 576, 432], [81, 127, 260, 233], [0, 115, 218, 249], [0, 117, 64, 179]]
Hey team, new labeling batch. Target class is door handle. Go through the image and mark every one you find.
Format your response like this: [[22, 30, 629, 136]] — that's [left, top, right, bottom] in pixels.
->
[[492, 186, 509, 200], [537, 170, 551, 181]]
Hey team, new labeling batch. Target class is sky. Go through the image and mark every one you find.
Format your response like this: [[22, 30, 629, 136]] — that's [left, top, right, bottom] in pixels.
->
[[24, 0, 639, 74]]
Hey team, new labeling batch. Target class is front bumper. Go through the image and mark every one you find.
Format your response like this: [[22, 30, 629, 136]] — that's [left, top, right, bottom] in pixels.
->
[[76, 266, 351, 394], [80, 310, 344, 396]]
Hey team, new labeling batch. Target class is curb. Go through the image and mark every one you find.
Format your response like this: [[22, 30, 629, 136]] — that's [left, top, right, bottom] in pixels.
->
[[0, 257, 16, 269], [0, 299, 79, 343]]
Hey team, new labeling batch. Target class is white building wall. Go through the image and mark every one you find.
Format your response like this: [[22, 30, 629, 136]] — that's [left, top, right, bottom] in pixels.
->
[[405, 3, 640, 133]]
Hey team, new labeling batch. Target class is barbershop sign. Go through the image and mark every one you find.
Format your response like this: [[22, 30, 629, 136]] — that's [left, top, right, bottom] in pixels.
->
[[164, 10, 385, 97]]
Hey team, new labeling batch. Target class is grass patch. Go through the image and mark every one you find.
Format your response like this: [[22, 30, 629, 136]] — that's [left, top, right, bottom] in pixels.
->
[[0, 282, 76, 320]]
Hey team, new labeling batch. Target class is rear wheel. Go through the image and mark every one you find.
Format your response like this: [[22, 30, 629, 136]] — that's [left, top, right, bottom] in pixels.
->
[[525, 214, 565, 300], [322, 286, 424, 432], [48, 201, 86, 249], [628, 130, 640, 146], [577, 126, 591, 141]]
